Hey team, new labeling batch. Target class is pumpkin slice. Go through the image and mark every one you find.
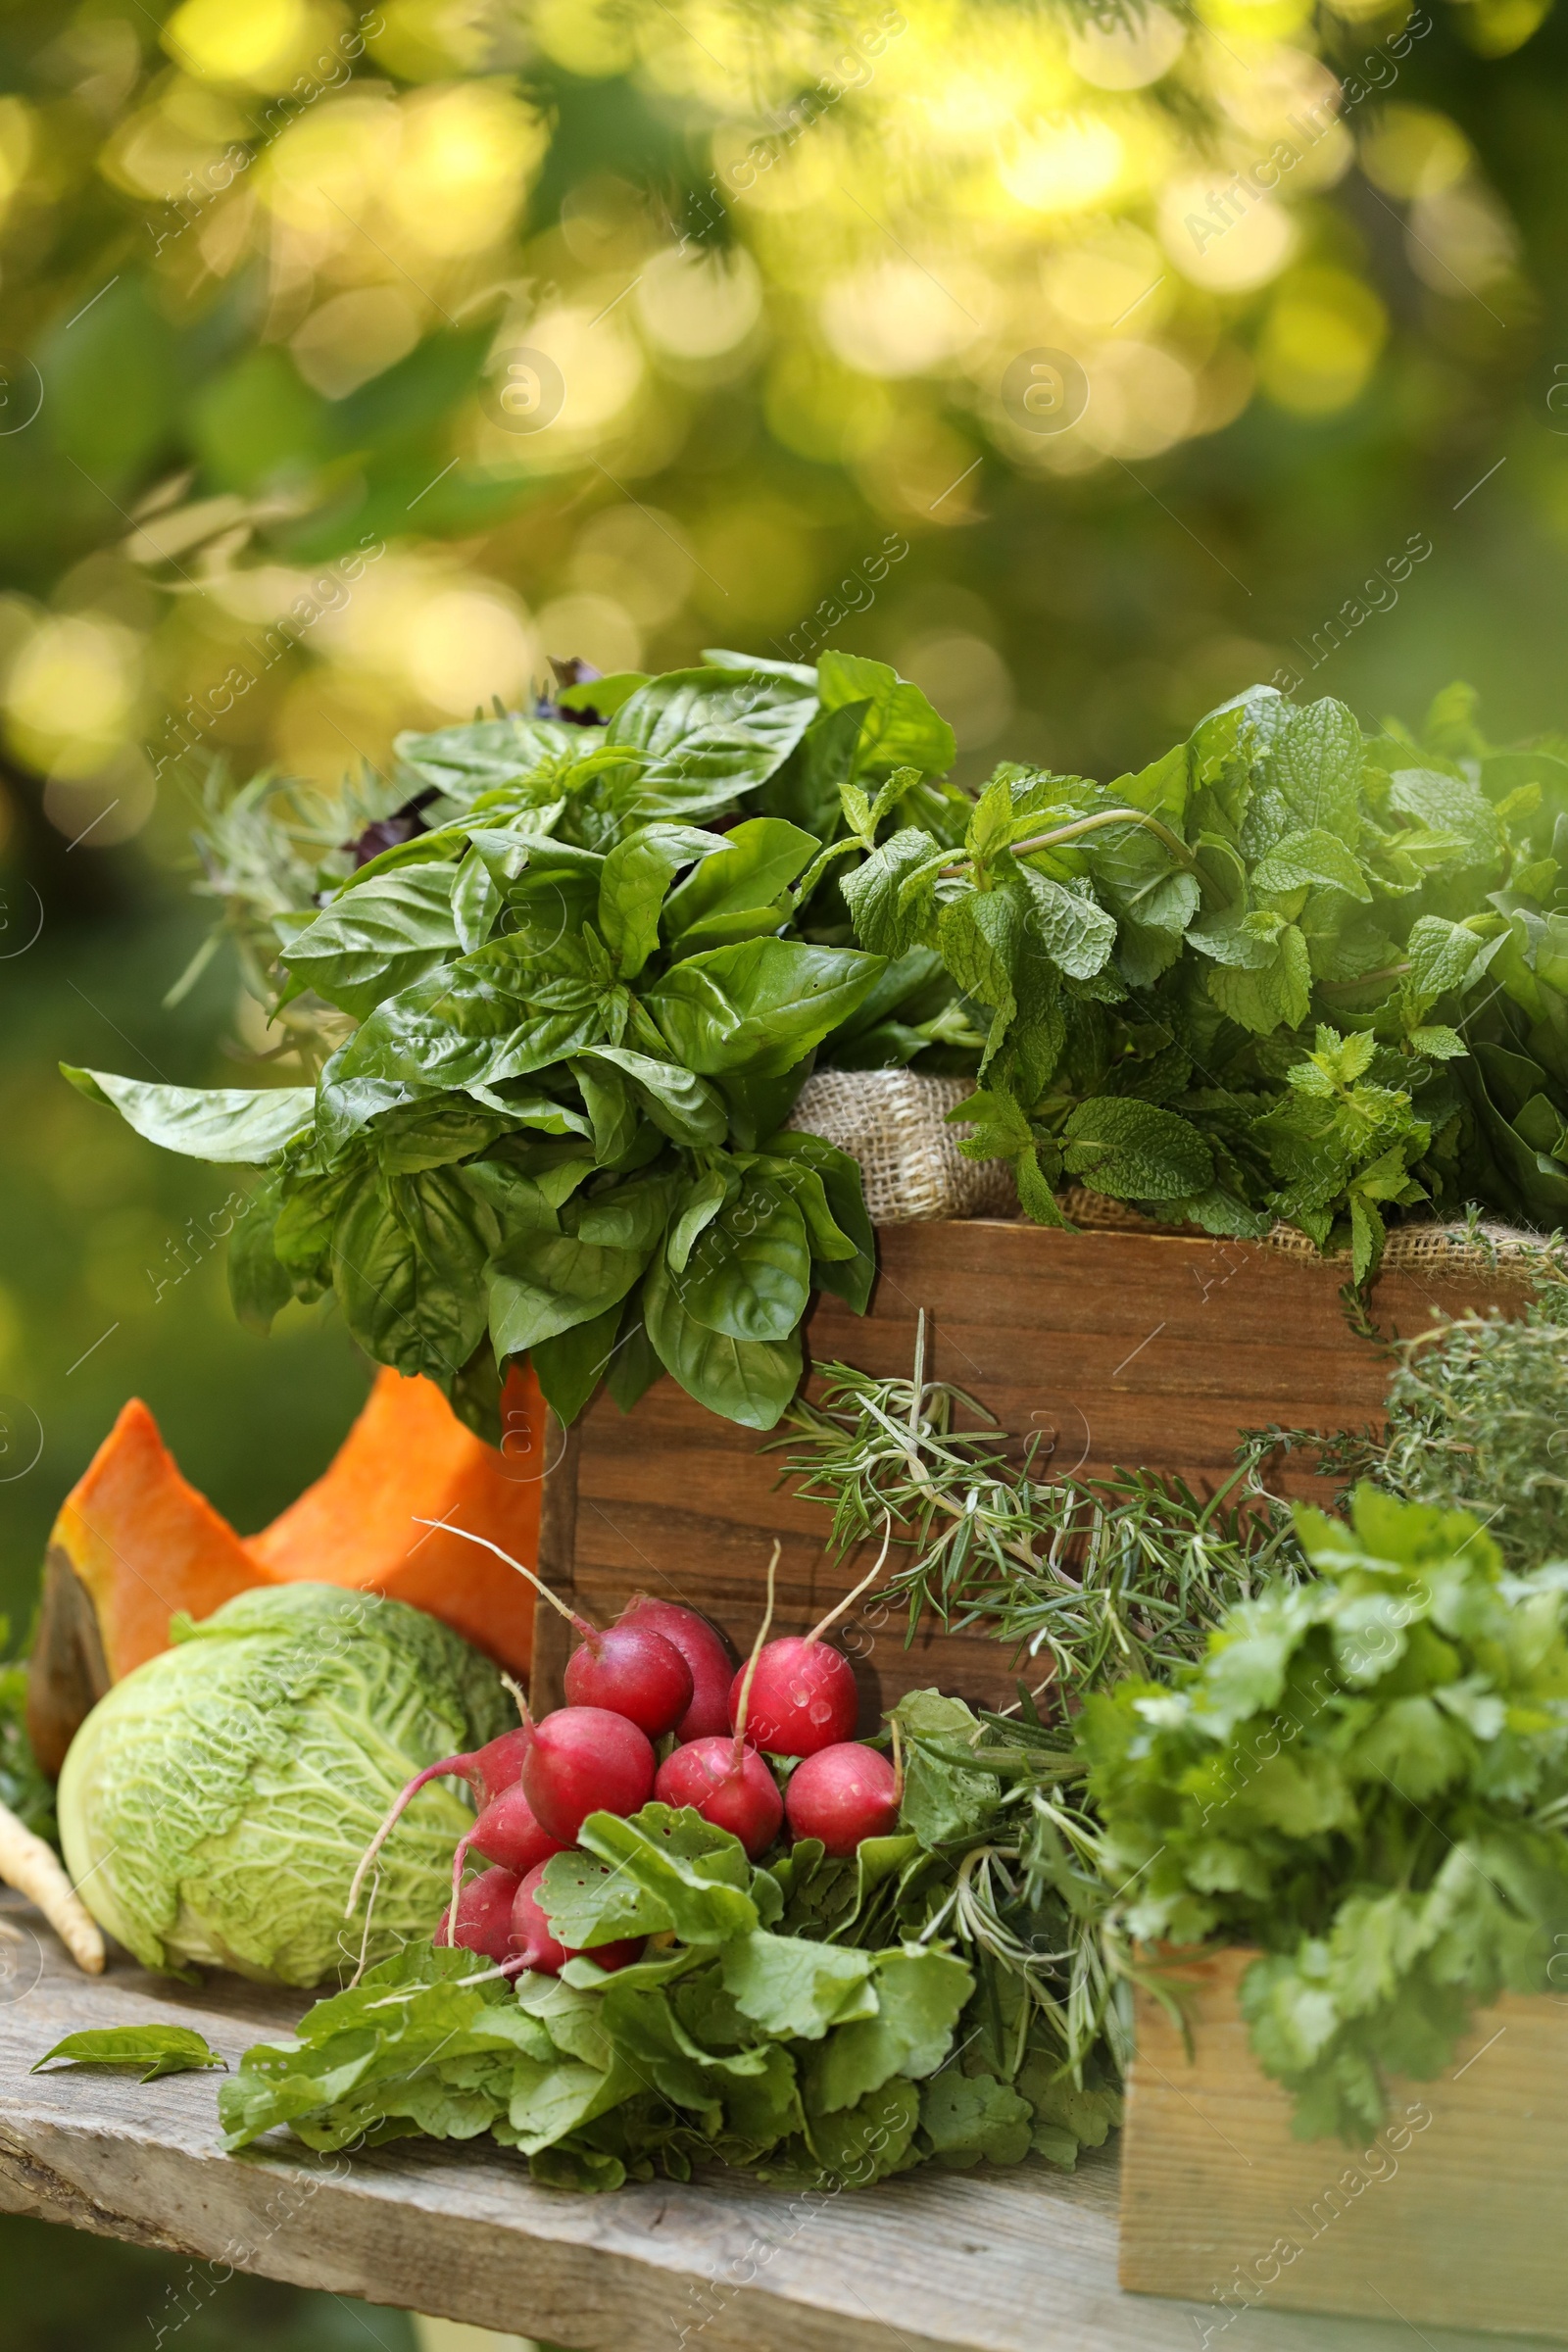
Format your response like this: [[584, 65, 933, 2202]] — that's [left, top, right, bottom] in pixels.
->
[[26, 1365, 544, 1777], [27, 1398, 264, 1772], [245, 1364, 541, 1671]]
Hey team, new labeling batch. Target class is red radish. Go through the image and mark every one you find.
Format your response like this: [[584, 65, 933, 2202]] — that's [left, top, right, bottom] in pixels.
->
[[347, 1724, 530, 1918], [621, 1596, 737, 1741], [733, 1640, 857, 1757], [564, 1620, 692, 1738], [726, 1540, 891, 1759], [468, 1781, 568, 1878], [520, 1705, 656, 1843], [786, 1742, 901, 1857], [655, 1740, 782, 1857], [508, 1860, 644, 1978], [653, 1542, 783, 1858], [433, 1864, 518, 1964], [443, 1780, 569, 1940], [415, 1517, 692, 1738]]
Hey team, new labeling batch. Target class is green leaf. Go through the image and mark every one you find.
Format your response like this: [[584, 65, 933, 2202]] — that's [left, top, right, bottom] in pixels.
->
[[839, 828, 944, 958], [1060, 1099, 1212, 1200], [574, 1804, 760, 1945], [920, 2071, 1035, 2168], [395, 713, 579, 799], [604, 668, 817, 822], [892, 1690, 1004, 1847], [64, 1069, 314, 1164], [574, 1046, 727, 1148], [807, 1949, 972, 2115], [1270, 697, 1362, 842], [817, 651, 956, 777], [282, 867, 461, 1018], [1250, 828, 1372, 902], [598, 823, 728, 978], [936, 891, 1019, 1057], [1015, 866, 1118, 979], [646, 940, 885, 1077], [530, 1298, 625, 1424], [32, 2027, 227, 2083], [642, 1252, 803, 1428], [1389, 766, 1500, 863], [808, 2077, 920, 2182], [1206, 924, 1311, 1034], [333, 1169, 489, 1385], [720, 1931, 877, 2039], [488, 1226, 650, 1357], [763, 1131, 876, 1309], [663, 818, 818, 938], [227, 1177, 294, 1333], [572, 1169, 682, 1252], [668, 1174, 811, 1344]]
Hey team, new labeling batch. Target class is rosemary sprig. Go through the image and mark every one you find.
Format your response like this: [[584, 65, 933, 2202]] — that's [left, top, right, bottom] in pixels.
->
[[773, 1314, 1303, 1705]]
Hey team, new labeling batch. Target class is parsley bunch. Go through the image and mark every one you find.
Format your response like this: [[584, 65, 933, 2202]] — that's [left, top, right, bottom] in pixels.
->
[[1080, 1488, 1568, 2140]]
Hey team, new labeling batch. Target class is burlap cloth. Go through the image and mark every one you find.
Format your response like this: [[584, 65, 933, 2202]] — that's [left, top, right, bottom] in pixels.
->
[[789, 1071, 1557, 1273]]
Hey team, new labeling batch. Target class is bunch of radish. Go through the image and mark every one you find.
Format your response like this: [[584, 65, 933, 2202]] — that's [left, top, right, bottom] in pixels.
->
[[346, 1530, 903, 1984]]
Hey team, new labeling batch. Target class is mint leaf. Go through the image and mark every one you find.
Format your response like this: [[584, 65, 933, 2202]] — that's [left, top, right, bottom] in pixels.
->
[[1060, 1099, 1212, 1200]]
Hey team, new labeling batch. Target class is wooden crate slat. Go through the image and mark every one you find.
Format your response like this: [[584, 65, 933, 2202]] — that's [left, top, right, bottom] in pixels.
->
[[1120, 1947, 1568, 2341], [537, 1223, 1525, 1717]]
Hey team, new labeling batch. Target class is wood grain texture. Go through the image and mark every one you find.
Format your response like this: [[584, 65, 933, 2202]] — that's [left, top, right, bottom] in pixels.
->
[[1120, 1945, 1568, 2341], [536, 1222, 1525, 1721], [1, 1899, 1554, 2352]]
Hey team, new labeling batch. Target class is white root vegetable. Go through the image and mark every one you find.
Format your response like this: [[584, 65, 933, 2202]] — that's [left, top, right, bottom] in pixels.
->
[[0, 1797, 105, 1975]]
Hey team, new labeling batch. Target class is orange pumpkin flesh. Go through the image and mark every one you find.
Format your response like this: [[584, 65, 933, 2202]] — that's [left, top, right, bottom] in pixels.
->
[[26, 1364, 543, 1776], [244, 1365, 541, 1672]]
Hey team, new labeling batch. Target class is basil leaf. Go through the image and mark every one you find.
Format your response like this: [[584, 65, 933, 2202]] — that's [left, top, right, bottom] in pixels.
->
[[642, 1253, 802, 1428], [568, 1054, 639, 1162], [333, 1169, 490, 1384], [64, 1068, 314, 1164], [605, 1294, 662, 1413], [282, 867, 460, 1019], [573, 1169, 681, 1251], [598, 822, 728, 979], [667, 1174, 810, 1344], [395, 713, 581, 799], [646, 940, 885, 1076], [33, 2026, 227, 2083], [817, 651, 955, 778], [764, 1131, 875, 1311], [488, 1226, 651, 1356], [605, 668, 817, 823], [227, 1176, 293, 1334], [531, 1298, 626, 1424], [452, 851, 503, 954], [574, 1044, 728, 1147], [663, 817, 818, 938], [666, 1165, 739, 1272], [371, 1097, 517, 1175]]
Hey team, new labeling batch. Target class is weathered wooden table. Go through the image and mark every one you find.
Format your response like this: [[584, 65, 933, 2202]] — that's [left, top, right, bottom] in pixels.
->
[[0, 1902, 1553, 2352]]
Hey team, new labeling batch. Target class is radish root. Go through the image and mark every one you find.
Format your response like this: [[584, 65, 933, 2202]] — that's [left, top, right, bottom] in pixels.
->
[[806, 1512, 894, 1645], [412, 1519, 594, 1637], [732, 1542, 780, 1756], [0, 1798, 105, 1975]]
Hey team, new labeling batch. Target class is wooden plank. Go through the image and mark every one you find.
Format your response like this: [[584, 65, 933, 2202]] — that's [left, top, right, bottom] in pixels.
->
[[1, 1899, 1555, 2352], [1120, 1946, 1568, 2341], [541, 1223, 1524, 1719]]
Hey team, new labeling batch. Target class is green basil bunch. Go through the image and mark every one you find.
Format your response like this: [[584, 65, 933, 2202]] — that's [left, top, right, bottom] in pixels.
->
[[66, 653, 965, 1435]]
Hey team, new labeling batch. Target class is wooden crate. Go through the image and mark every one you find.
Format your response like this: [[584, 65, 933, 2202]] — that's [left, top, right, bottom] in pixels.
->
[[532, 1219, 1526, 1715], [1120, 1946, 1568, 2342]]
